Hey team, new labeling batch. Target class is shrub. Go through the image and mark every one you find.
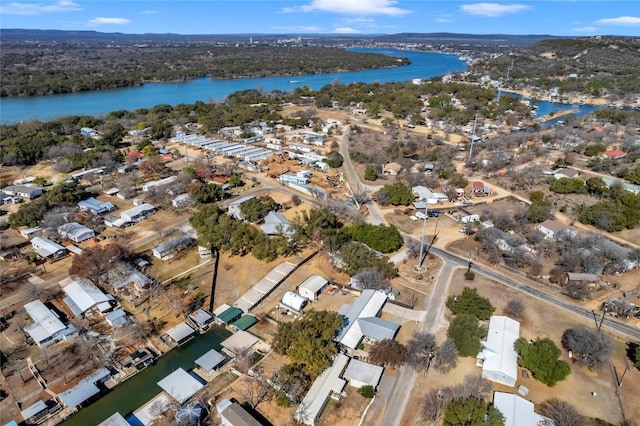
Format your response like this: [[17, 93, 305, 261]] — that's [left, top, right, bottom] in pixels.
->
[[464, 271, 475, 280], [359, 385, 375, 398]]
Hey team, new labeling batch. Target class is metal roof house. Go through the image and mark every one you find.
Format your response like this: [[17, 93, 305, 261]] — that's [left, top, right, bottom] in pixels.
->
[[216, 399, 263, 426], [342, 359, 384, 389], [280, 291, 307, 313], [165, 322, 196, 345], [476, 316, 520, 387], [105, 309, 128, 328], [62, 280, 113, 316], [189, 309, 214, 330], [295, 353, 349, 426], [77, 197, 116, 215], [157, 368, 204, 404], [220, 331, 260, 357], [98, 413, 129, 426], [195, 349, 227, 374], [142, 175, 178, 192], [152, 234, 194, 260], [120, 203, 155, 223], [335, 290, 399, 350], [298, 275, 329, 300], [1, 185, 43, 199], [58, 367, 111, 409], [231, 315, 258, 332], [58, 222, 95, 243], [31, 237, 68, 261], [260, 211, 294, 237], [228, 196, 256, 220], [493, 392, 554, 426], [23, 300, 77, 348], [538, 219, 576, 240]]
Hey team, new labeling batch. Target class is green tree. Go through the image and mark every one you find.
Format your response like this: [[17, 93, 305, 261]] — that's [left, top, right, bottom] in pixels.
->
[[585, 177, 608, 197], [527, 191, 553, 223], [375, 182, 414, 206], [272, 310, 343, 377], [338, 241, 397, 278], [323, 151, 344, 168], [549, 178, 586, 194], [188, 181, 224, 204], [344, 222, 403, 253], [446, 315, 485, 357], [364, 165, 378, 181], [583, 143, 606, 157], [443, 396, 504, 426], [446, 287, 495, 320], [514, 337, 571, 386], [228, 173, 244, 188], [239, 195, 277, 222]]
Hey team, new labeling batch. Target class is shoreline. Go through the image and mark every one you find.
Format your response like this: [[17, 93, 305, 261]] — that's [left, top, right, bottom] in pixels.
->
[[501, 88, 609, 107]]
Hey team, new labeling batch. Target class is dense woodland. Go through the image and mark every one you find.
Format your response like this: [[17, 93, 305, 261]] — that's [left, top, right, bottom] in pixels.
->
[[0, 43, 409, 97], [473, 37, 640, 96]]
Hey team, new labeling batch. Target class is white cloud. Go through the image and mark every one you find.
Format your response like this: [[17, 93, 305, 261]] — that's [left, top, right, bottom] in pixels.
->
[[594, 16, 640, 27], [283, 0, 411, 16], [332, 26, 360, 33], [141, 10, 158, 15], [572, 26, 598, 33], [0, 0, 81, 16], [461, 3, 529, 17], [87, 17, 131, 26], [435, 17, 452, 23]]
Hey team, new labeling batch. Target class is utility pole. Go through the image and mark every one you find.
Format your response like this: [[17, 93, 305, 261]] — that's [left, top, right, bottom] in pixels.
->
[[468, 114, 478, 163], [208, 246, 220, 313], [416, 204, 428, 270], [496, 58, 514, 103]]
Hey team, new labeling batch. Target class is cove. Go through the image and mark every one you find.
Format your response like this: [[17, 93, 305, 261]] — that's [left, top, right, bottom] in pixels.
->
[[0, 48, 466, 124], [60, 326, 230, 426]]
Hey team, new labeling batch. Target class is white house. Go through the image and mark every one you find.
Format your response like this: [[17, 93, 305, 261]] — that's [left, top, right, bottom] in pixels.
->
[[227, 195, 256, 220], [31, 237, 68, 261], [152, 234, 194, 260], [476, 316, 520, 387], [553, 168, 580, 179], [538, 219, 576, 240], [260, 211, 294, 237], [58, 222, 95, 243], [77, 197, 116, 215], [335, 289, 399, 350], [493, 392, 554, 426], [120, 203, 155, 223], [342, 359, 383, 389], [295, 354, 349, 426], [217, 399, 262, 426], [142, 176, 178, 192], [1, 185, 43, 200], [298, 275, 329, 300], [23, 300, 77, 347], [62, 280, 113, 316], [172, 193, 192, 208]]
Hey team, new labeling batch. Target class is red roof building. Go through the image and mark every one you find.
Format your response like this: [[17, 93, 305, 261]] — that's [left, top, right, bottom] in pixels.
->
[[603, 150, 627, 160]]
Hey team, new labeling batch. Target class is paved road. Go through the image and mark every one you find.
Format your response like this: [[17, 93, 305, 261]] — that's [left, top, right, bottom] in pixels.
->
[[380, 260, 458, 426], [423, 243, 640, 341]]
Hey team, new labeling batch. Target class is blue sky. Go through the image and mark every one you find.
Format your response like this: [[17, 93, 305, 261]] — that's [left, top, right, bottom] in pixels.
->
[[1, 1, 639, 36]]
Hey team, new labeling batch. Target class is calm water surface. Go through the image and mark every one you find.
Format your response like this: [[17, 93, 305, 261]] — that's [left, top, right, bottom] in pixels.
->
[[0, 48, 467, 124]]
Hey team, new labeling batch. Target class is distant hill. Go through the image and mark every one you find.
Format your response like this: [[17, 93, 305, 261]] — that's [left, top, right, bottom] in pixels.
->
[[472, 36, 640, 96], [373, 32, 564, 45], [1, 29, 560, 46]]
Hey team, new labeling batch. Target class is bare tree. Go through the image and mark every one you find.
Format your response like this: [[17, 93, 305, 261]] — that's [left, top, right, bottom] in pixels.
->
[[539, 398, 586, 426], [69, 243, 126, 286], [504, 298, 525, 320], [561, 326, 613, 370], [446, 375, 492, 401], [433, 338, 458, 374], [42, 206, 78, 230], [406, 332, 437, 374], [352, 268, 388, 290], [421, 389, 447, 426], [238, 368, 273, 410]]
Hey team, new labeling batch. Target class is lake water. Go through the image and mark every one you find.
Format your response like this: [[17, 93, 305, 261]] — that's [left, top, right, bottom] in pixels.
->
[[0, 48, 467, 124], [60, 326, 230, 426]]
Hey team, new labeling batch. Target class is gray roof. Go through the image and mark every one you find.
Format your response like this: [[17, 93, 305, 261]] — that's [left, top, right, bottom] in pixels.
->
[[165, 322, 195, 342], [298, 275, 329, 293], [189, 308, 213, 326], [23, 300, 67, 343], [229, 195, 256, 206], [342, 359, 384, 387], [219, 400, 263, 426], [336, 290, 389, 349], [221, 330, 260, 354], [20, 400, 47, 420], [195, 349, 226, 371], [356, 317, 399, 342], [153, 234, 193, 256], [98, 413, 129, 426], [157, 368, 204, 403], [31, 237, 66, 257], [105, 309, 127, 327], [58, 368, 110, 409], [58, 222, 94, 241], [62, 280, 110, 314], [567, 272, 600, 282]]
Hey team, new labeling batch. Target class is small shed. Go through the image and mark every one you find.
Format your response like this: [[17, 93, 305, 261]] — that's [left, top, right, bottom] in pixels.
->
[[165, 322, 195, 344], [231, 315, 258, 331], [281, 291, 307, 312], [216, 306, 243, 325], [105, 309, 128, 328], [342, 359, 384, 389], [298, 275, 329, 300], [195, 349, 227, 374]]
